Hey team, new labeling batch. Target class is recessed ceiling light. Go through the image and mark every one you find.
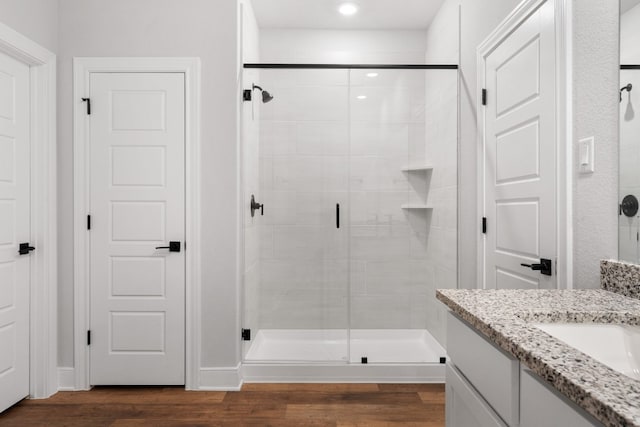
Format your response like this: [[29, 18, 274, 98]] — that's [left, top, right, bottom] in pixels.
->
[[366, 72, 379, 78], [357, 95, 367, 100], [338, 2, 359, 16]]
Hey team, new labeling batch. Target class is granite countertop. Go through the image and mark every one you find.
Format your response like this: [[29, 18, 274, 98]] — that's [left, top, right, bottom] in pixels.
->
[[436, 289, 640, 427]]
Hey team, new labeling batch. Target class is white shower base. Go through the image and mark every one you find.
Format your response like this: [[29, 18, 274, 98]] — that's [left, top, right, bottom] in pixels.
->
[[241, 329, 446, 383]]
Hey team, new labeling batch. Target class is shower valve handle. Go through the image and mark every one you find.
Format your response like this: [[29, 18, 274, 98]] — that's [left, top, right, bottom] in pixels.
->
[[251, 194, 263, 217]]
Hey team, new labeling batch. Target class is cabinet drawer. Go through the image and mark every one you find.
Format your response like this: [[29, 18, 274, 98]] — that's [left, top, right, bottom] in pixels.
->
[[446, 363, 507, 427], [447, 312, 519, 426], [520, 368, 603, 427]]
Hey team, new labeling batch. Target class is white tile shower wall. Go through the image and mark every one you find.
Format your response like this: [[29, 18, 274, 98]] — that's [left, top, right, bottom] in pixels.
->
[[619, 68, 640, 264], [257, 66, 436, 330], [258, 69, 351, 329], [257, 29, 451, 333], [347, 69, 429, 330]]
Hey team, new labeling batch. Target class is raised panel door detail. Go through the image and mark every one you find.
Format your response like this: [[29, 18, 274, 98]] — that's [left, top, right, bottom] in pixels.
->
[[0, 50, 30, 412], [111, 257, 165, 297], [90, 72, 185, 385], [484, 0, 556, 289], [111, 202, 166, 242], [495, 200, 539, 257], [111, 146, 166, 187], [110, 312, 166, 352], [0, 71, 14, 121], [0, 324, 15, 377], [496, 37, 540, 117], [496, 120, 540, 184], [0, 201, 15, 246], [0, 262, 15, 310], [0, 136, 15, 183], [496, 267, 539, 289], [111, 91, 166, 131]]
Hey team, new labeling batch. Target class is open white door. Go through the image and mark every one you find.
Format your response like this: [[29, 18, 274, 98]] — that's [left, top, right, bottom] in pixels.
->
[[481, 0, 557, 289], [88, 72, 186, 385], [0, 51, 30, 411]]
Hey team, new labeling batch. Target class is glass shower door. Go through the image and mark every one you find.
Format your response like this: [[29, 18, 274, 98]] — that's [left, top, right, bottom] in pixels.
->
[[242, 69, 350, 363], [348, 68, 456, 364]]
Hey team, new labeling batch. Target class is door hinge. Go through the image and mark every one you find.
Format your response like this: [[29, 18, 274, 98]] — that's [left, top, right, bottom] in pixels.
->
[[87, 214, 91, 230], [241, 329, 251, 341], [81, 98, 91, 115], [87, 330, 91, 346], [482, 217, 487, 234], [482, 88, 487, 106]]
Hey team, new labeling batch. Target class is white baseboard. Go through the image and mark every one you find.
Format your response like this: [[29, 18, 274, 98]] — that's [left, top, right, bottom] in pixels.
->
[[198, 364, 243, 391], [57, 367, 76, 391]]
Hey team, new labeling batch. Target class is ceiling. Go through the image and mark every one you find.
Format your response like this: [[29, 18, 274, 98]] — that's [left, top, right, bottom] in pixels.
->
[[621, 0, 640, 13], [251, 0, 446, 30]]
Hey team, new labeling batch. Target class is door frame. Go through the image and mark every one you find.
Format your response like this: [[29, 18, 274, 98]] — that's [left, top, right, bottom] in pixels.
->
[[0, 22, 57, 398], [476, 0, 573, 289], [73, 57, 202, 390]]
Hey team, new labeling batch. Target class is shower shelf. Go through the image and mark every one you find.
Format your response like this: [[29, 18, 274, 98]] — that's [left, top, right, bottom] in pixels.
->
[[401, 204, 433, 210], [401, 165, 433, 172]]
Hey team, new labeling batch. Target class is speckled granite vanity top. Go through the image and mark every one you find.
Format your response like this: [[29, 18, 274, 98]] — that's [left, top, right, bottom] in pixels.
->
[[436, 288, 640, 427]]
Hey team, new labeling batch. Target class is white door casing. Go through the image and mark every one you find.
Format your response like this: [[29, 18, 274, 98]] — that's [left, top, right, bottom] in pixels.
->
[[75, 58, 201, 390], [89, 73, 186, 385], [0, 51, 30, 412], [480, 0, 557, 289]]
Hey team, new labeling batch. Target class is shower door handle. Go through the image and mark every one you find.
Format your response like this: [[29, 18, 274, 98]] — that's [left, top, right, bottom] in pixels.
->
[[336, 204, 340, 229]]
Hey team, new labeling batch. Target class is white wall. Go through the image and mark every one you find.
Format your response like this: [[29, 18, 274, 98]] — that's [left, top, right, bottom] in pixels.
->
[[572, 0, 619, 288], [0, 0, 58, 53], [457, 0, 521, 288], [423, 0, 459, 346], [261, 29, 427, 64], [57, 0, 240, 369]]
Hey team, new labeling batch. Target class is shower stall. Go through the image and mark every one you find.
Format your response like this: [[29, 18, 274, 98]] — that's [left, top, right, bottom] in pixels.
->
[[620, 66, 640, 263], [240, 64, 458, 381]]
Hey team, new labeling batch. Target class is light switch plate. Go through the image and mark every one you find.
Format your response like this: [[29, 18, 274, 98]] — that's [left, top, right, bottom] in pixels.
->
[[578, 137, 595, 174]]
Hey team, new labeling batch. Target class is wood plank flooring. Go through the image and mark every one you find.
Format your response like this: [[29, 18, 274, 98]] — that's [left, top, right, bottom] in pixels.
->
[[0, 383, 445, 426]]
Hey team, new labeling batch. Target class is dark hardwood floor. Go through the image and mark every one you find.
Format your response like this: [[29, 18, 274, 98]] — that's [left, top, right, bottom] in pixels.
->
[[0, 383, 445, 426]]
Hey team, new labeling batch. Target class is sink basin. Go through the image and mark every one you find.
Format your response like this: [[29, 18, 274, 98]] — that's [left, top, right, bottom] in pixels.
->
[[534, 323, 640, 381]]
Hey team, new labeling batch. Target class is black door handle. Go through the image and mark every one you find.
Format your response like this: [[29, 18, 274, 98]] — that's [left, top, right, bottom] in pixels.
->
[[336, 204, 340, 229], [521, 258, 552, 276], [18, 243, 35, 255], [156, 241, 181, 252]]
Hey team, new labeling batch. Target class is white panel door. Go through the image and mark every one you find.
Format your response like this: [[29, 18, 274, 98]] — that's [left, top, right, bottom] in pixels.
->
[[89, 73, 185, 385], [0, 52, 30, 411], [483, 0, 557, 289]]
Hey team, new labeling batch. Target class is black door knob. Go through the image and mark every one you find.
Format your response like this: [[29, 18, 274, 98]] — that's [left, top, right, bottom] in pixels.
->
[[18, 243, 35, 255], [155, 241, 181, 252], [521, 258, 552, 276]]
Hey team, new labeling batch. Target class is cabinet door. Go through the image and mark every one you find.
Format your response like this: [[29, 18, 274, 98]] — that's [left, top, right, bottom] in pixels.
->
[[446, 363, 507, 427], [520, 368, 603, 427]]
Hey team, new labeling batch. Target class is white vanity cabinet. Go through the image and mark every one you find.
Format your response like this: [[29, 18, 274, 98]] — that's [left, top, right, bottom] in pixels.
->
[[520, 367, 602, 427], [446, 312, 604, 427]]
